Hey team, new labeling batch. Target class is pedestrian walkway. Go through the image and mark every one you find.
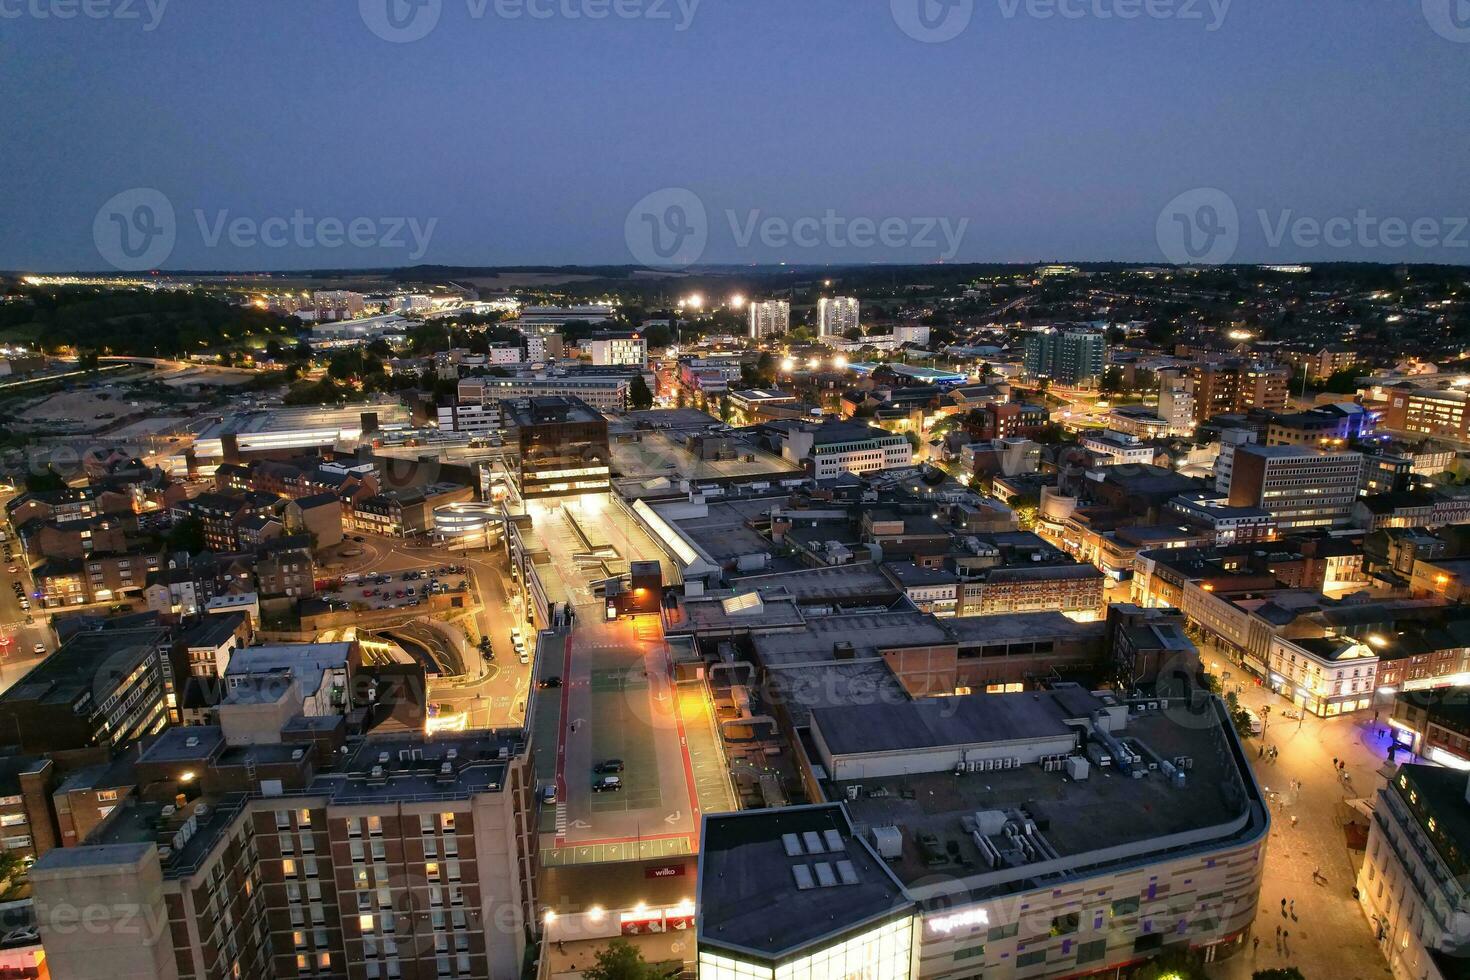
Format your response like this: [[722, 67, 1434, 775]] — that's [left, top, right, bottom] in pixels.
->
[[676, 681, 739, 817], [1207, 703, 1394, 980]]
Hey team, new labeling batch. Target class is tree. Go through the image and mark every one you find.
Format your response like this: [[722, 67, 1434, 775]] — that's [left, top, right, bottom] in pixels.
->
[[25, 467, 68, 492], [581, 940, 667, 980], [0, 849, 25, 902], [165, 516, 206, 555], [628, 375, 654, 410]]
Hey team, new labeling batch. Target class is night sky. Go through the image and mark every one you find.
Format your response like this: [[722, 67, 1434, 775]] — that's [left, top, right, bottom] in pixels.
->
[[3, 0, 1468, 270]]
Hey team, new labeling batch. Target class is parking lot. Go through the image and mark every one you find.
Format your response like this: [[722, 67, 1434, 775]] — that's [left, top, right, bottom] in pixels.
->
[[321, 565, 470, 612]]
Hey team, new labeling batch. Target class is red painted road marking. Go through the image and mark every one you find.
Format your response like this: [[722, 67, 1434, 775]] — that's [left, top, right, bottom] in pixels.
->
[[668, 667, 700, 842], [555, 631, 573, 799]]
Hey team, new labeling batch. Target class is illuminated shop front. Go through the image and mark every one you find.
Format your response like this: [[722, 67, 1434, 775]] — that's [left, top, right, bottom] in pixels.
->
[[698, 916, 915, 980]]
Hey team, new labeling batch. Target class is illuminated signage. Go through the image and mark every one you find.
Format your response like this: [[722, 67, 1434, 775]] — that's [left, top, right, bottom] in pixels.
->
[[927, 908, 990, 934]]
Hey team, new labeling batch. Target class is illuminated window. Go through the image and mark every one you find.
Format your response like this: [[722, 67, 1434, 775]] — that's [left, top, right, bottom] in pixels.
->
[[282, 859, 296, 876], [360, 914, 375, 933]]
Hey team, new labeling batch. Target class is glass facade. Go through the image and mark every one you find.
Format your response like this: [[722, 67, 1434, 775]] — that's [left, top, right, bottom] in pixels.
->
[[700, 917, 914, 980]]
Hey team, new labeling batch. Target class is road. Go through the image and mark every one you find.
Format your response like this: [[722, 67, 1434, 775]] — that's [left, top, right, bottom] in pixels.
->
[[363, 534, 531, 731], [1201, 640, 1393, 980]]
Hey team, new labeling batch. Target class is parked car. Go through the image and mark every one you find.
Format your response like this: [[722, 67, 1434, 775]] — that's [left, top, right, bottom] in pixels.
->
[[518, 652, 530, 665], [540, 785, 557, 805], [592, 776, 622, 793], [594, 759, 624, 774], [32, 643, 45, 655]]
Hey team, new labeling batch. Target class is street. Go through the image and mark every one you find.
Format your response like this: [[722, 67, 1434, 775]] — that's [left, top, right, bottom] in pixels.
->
[[1203, 643, 1395, 980]]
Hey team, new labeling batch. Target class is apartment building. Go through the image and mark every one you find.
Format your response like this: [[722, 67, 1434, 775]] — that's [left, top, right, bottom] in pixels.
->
[[1226, 443, 1364, 530], [748, 299, 790, 339], [31, 720, 537, 980], [1022, 327, 1106, 386], [1157, 368, 1197, 436], [1356, 765, 1470, 980], [1189, 360, 1291, 421], [816, 296, 859, 339]]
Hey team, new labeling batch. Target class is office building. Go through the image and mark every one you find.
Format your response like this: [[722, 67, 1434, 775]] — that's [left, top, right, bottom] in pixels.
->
[[0, 627, 171, 753], [1021, 327, 1106, 386], [504, 396, 611, 499], [458, 375, 628, 412], [1382, 386, 1470, 442], [587, 331, 647, 367], [748, 300, 790, 339], [700, 687, 1269, 980], [1188, 360, 1291, 422], [817, 297, 859, 339], [1226, 444, 1363, 531], [776, 420, 912, 480]]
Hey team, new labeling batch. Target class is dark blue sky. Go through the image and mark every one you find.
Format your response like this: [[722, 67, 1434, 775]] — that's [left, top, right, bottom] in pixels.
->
[[3, 0, 1468, 271]]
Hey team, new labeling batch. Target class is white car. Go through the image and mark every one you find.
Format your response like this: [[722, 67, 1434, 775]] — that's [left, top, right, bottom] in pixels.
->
[[32, 643, 45, 656], [518, 651, 530, 665]]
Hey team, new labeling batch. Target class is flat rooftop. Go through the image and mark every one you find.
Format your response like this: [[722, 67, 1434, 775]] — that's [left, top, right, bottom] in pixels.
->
[[699, 804, 910, 959], [0, 627, 168, 708], [822, 702, 1258, 896], [732, 562, 900, 603], [753, 610, 952, 667]]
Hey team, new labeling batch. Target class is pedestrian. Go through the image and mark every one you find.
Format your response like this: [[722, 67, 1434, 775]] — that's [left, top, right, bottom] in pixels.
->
[[1253, 936, 1260, 955], [1289, 899, 1295, 918], [1258, 744, 1265, 759], [1276, 924, 1282, 939], [1332, 756, 1339, 768], [1280, 899, 1287, 917], [1290, 814, 1298, 828], [1282, 929, 1289, 955]]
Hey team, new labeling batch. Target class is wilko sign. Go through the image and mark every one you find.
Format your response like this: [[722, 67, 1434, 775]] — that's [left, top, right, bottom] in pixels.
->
[[645, 864, 687, 879]]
